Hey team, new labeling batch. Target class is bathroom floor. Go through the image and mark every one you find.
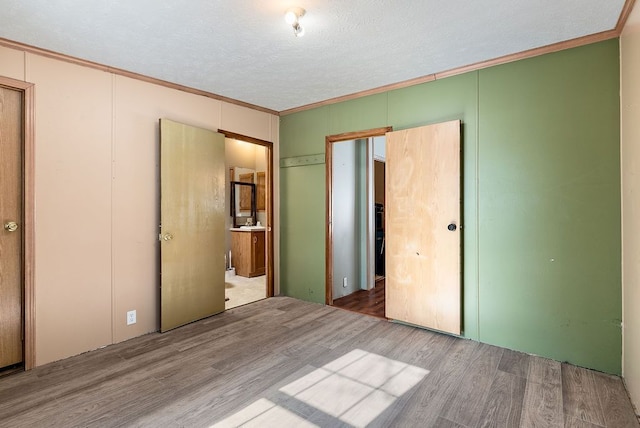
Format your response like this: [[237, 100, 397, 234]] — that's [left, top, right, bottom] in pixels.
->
[[225, 271, 266, 310]]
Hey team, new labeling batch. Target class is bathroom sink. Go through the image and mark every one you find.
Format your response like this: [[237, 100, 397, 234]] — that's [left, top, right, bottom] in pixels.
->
[[239, 225, 265, 230]]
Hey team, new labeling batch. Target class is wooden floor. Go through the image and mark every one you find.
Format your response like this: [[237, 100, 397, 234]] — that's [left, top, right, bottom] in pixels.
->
[[333, 278, 386, 318], [0, 297, 637, 428]]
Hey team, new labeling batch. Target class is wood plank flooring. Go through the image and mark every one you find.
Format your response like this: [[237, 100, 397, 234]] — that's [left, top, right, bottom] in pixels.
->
[[333, 279, 386, 318], [0, 296, 637, 428]]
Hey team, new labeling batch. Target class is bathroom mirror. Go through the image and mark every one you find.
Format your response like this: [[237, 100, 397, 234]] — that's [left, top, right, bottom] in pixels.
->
[[230, 181, 257, 227]]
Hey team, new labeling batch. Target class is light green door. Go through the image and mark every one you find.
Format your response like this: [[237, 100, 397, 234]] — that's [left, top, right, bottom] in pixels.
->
[[160, 119, 226, 332]]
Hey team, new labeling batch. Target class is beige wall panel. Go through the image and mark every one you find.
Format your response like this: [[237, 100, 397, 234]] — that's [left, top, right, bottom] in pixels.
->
[[26, 54, 113, 365], [221, 101, 272, 141], [112, 75, 222, 343], [0, 46, 25, 81], [622, 2, 640, 412], [7, 47, 277, 365]]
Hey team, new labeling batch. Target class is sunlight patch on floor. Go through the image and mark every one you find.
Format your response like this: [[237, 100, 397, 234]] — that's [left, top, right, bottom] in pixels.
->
[[281, 349, 429, 426], [210, 398, 317, 428], [210, 349, 429, 427]]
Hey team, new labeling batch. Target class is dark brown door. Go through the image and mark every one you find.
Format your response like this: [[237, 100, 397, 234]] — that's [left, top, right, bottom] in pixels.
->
[[0, 85, 24, 368]]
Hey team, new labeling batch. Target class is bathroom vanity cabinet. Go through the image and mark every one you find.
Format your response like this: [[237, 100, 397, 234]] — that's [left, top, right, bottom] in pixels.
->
[[230, 228, 265, 277]]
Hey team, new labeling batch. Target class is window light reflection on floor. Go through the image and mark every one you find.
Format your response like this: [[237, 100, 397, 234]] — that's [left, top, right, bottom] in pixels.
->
[[210, 398, 317, 428], [211, 349, 430, 427]]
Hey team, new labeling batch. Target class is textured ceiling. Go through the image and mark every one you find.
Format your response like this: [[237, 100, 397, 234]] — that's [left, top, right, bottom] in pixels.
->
[[0, 0, 628, 112]]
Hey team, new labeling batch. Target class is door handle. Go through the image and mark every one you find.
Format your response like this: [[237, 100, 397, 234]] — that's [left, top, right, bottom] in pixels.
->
[[447, 223, 457, 232], [4, 221, 18, 232]]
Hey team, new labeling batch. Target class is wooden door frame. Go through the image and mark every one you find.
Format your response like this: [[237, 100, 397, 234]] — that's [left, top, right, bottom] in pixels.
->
[[218, 130, 275, 298], [0, 76, 35, 370], [325, 127, 392, 305]]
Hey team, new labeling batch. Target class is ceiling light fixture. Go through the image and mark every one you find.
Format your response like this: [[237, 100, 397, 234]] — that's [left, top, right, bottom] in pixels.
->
[[285, 7, 306, 37]]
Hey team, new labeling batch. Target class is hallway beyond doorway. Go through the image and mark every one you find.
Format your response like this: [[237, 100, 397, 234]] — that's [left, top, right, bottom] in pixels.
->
[[332, 278, 386, 318]]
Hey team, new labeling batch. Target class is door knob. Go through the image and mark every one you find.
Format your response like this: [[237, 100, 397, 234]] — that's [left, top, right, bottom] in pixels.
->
[[162, 233, 173, 241], [4, 221, 18, 232], [447, 223, 457, 232]]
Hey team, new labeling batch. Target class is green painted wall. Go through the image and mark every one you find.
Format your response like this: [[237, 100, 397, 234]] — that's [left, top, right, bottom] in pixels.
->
[[279, 39, 621, 374], [477, 41, 621, 374]]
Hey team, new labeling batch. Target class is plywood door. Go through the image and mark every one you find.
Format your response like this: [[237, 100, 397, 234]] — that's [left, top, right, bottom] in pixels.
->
[[385, 120, 461, 335], [0, 86, 23, 368], [160, 119, 226, 332]]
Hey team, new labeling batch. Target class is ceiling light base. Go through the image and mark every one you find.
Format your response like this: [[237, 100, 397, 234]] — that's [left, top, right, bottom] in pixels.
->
[[285, 7, 306, 37]]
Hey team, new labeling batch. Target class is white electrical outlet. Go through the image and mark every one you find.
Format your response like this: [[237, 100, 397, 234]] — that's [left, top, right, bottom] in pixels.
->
[[343, 277, 348, 288], [127, 310, 136, 325]]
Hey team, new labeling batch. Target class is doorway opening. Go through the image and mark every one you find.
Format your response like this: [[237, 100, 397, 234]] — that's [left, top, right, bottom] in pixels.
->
[[158, 124, 275, 331], [325, 127, 391, 319], [219, 130, 275, 310], [326, 121, 462, 333]]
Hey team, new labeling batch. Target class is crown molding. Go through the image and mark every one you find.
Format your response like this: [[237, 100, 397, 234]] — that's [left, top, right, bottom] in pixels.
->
[[0, 37, 279, 116], [280, 0, 634, 116]]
